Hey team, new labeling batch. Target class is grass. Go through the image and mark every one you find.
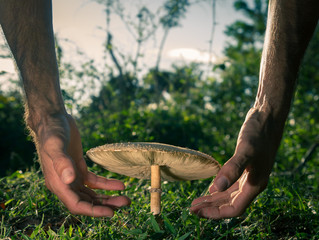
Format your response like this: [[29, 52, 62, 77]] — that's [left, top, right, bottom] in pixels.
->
[[0, 163, 318, 239]]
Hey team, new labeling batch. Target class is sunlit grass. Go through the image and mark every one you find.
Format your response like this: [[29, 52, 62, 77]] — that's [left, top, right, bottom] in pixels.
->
[[1, 164, 318, 239]]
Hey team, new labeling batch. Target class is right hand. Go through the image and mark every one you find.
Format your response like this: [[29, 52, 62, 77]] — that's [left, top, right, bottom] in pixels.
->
[[29, 112, 131, 217]]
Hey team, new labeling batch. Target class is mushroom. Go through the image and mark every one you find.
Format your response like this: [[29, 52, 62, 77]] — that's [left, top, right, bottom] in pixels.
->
[[86, 142, 220, 215]]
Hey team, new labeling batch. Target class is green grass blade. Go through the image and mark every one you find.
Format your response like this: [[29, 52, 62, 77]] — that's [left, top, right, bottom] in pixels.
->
[[163, 215, 176, 235], [178, 231, 192, 240], [150, 214, 161, 233], [21, 234, 32, 240]]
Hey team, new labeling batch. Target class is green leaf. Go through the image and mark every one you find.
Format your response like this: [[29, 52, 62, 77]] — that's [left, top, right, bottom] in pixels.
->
[[178, 231, 192, 240]]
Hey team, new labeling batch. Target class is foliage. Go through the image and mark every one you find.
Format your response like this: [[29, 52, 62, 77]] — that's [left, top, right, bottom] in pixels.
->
[[0, 92, 36, 177], [227, 0, 267, 47], [92, 0, 192, 75], [160, 0, 189, 29], [278, 25, 319, 171], [78, 62, 238, 163]]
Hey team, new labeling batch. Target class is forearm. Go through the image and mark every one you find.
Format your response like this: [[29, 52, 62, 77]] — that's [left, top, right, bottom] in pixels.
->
[[0, 0, 66, 130], [255, 0, 319, 124]]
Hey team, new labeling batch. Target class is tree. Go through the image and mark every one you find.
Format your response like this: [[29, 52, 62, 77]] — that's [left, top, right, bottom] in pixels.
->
[[200, 0, 268, 160], [155, 0, 190, 70], [77, 0, 272, 163]]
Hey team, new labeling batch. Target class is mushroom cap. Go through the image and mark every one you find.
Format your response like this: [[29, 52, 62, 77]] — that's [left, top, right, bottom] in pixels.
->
[[86, 142, 220, 181]]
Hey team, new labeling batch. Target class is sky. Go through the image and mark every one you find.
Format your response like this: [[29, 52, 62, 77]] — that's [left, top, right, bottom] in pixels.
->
[[0, 0, 250, 88], [51, 0, 247, 69]]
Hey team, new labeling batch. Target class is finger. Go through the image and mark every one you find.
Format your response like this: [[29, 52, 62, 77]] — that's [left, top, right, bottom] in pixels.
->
[[191, 189, 231, 207], [53, 154, 75, 185], [190, 198, 228, 215], [42, 136, 76, 184], [191, 195, 213, 207], [191, 195, 239, 219], [197, 178, 260, 219], [74, 189, 131, 208], [85, 171, 126, 191], [206, 191, 256, 219], [58, 188, 115, 217], [95, 195, 131, 208], [70, 201, 115, 217], [192, 180, 240, 207], [209, 154, 247, 193], [190, 181, 241, 217], [190, 190, 231, 214], [80, 187, 131, 208], [217, 177, 265, 218]]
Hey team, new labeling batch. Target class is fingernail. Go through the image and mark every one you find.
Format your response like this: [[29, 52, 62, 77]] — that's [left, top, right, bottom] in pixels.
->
[[215, 176, 229, 191], [62, 168, 74, 184]]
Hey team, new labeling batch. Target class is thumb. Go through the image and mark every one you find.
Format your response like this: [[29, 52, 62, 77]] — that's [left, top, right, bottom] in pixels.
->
[[210, 154, 247, 193], [43, 137, 76, 185], [50, 152, 76, 184]]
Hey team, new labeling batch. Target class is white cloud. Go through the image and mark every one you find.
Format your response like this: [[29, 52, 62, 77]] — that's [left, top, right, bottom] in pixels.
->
[[167, 48, 216, 63]]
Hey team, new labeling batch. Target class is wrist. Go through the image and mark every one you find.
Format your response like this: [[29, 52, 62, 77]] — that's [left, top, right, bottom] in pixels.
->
[[250, 96, 287, 144], [25, 106, 67, 134], [238, 104, 284, 161], [23, 77, 67, 133], [254, 81, 293, 125]]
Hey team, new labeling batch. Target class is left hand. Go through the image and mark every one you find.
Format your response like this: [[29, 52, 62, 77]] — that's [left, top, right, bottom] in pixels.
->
[[190, 107, 277, 219], [189, 170, 266, 219]]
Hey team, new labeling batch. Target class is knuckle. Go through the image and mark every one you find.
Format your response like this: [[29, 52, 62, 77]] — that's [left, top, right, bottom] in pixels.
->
[[224, 158, 246, 177]]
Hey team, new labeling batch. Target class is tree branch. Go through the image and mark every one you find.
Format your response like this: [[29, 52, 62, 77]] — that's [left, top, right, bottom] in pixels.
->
[[293, 140, 319, 174]]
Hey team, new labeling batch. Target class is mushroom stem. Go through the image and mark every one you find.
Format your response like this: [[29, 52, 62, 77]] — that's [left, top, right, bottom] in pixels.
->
[[150, 165, 161, 215]]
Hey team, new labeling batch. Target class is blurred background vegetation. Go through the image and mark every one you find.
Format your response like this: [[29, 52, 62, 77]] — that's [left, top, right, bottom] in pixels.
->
[[0, 0, 318, 177]]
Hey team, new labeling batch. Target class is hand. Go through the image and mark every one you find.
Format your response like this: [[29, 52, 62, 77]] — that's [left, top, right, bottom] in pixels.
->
[[190, 107, 279, 219], [32, 113, 130, 217]]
